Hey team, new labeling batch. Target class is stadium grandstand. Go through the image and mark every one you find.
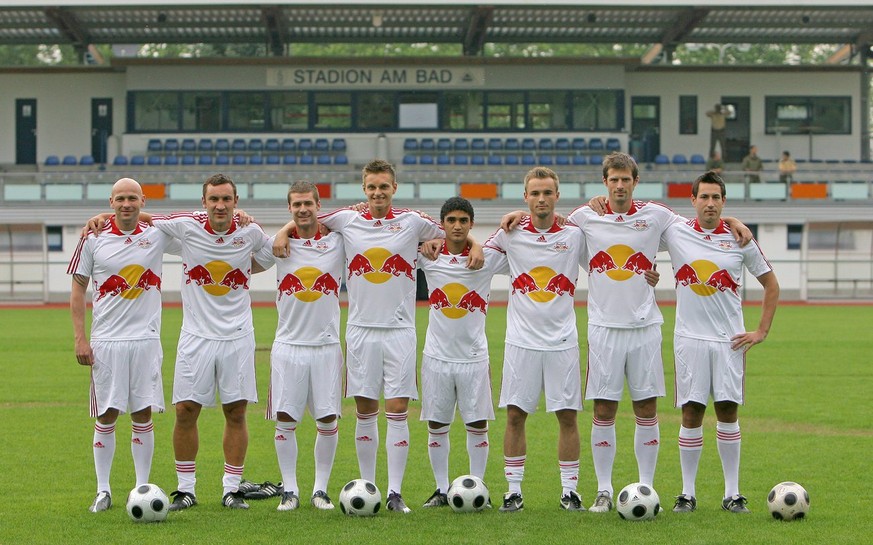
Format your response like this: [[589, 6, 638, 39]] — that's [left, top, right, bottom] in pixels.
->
[[1, 0, 872, 302]]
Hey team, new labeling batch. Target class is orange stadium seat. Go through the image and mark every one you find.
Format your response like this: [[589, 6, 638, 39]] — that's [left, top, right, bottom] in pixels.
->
[[460, 183, 498, 200], [142, 183, 166, 200], [790, 183, 828, 199]]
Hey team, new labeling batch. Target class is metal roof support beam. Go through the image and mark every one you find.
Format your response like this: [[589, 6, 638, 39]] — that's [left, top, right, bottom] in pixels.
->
[[44, 7, 91, 62], [861, 40, 871, 162], [463, 6, 493, 57], [262, 7, 288, 57], [641, 8, 708, 65]]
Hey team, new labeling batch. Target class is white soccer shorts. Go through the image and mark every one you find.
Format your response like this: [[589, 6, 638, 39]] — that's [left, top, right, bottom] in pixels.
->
[[345, 325, 418, 401], [498, 344, 582, 414], [89, 339, 164, 418], [420, 355, 494, 424], [266, 342, 343, 422], [673, 335, 745, 407], [172, 332, 257, 407], [585, 323, 665, 402]]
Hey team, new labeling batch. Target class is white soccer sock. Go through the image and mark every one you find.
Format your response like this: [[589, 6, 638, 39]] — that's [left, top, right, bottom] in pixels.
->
[[175, 460, 196, 495], [591, 417, 616, 496], [313, 420, 338, 495], [634, 415, 660, 486], [716, 421, 741, 498], [465, 425, 489, 479], [223, 463, 244, 496], [274, 422, 298, 495], [427, 425, 450, 492], [385, 412, 409, 494], [355, 411, 379, 483], [678, 425, 704, 497], [131, 420, 154, 487], [93, 421, 116, 494], [559, 460, 580, 495], [504, 455, 525, 495]]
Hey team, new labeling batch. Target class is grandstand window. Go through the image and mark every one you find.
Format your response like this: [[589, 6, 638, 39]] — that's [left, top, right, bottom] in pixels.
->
[[679, 95, 697, 135], [314, 93, 351, 129], [46, 226, 63, 252], [398, 93, 439, 129], [270, 92, 308, 130], [442, 92, 483, 130], [486, 92, 526, 129], [528, 92, 568, 130], [227, 92, 266, 131], [181, 92, 221, 131], [357, 92, 395, 130], [765, 96, 851, 135], [787, 224, 803, 250], [132, 92, 178, 131], [572, 91, 620, 131]]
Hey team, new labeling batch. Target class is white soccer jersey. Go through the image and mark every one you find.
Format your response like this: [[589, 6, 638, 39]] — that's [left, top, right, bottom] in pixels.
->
[[67, 218, 175, 341], [153, 213, 269, 340], [484, 218, 585, 351], [318, 207, 443, 329], [662, 218, 773, 342], [253, 231, 345, 346], [419, 244, 508, 362], [569, 200, 681, 328]]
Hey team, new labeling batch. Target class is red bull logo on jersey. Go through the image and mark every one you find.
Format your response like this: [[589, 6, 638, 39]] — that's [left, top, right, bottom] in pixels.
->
[[94, 264, 161, 301], [510, 266, 576, 303], [675, 259, 740, 296], [183, 261, 249, 296], [277, 267, 339, 302], [347, 247, 415, 284], [589, 244, 653, 281], [429, 282, 488, 319]]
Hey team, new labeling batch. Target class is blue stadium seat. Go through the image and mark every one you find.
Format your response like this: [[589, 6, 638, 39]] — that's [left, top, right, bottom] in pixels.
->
[[198, 139, 214, 153], [690, 154, 706, 165], [437, 154, 451, 165], [112, 155, 129, 166], [164, 139, 179, 153], [488, 155, 502, 166], [130, 155, 146, 166], [589, 154, 603, 165], [215, 155, 229, 165], [331, 138, 347, 152], [488, 138, 503, 151], [265, 139, 280, 153], [420, 138, 435, 152], [283, 154, 298, 165], [556, 155, 570, 166], [80, 155, 95, 166], [555, 138, 570, 151], [654, 154, 670, 165], [437, 138, 452, 152], [298, 138, 313, 152], [454, 138, 469, 151], [453, 155, 469, 166], [504, 138, 520, 151], [281, 138, 296, 152], [147, 139, 162, 153], [317, 154, 332, 165], [248, 139, 264, 153], [539, 155, 554, 166], [181, 138, 196, 153], [232, 155, 247, 165], [249, 155, 263, 165], [44, 155, 60, 166], [403, 138, 418, 152], [181, 155, 196, 166], [231, 139, 247, 153], [572, 155, 587, 166], [672, 154, 688, 165], [265, 154, 280, 165], [521, 138, 536, 151], [199, 155, 214, 166], [314, 138, 330, 152], [419, 155, 435, 165], [505, 155, 520, 166], [147, 155, 162, 166], [470, 154, 485, 165], [471, 138, 486, 152], [403, 155, 417, 165], [521, 154, 536, 165], [605, 138, 621, 152], [539, 138, 554, 151], [61, 155, 77, 166], [164, 155, 179, 166], [334, 154, 349, 165], [571, 138, 587, 151], [299, 154, 314, 165], [588, 138, 604, 151], [215, 139, 230, 153]]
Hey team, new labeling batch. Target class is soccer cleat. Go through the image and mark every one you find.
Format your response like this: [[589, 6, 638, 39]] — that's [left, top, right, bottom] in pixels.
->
[[244, 481, 283, 500], [237, 479, 261, 495], [422, 489, 449, 508], [310, 490, 335, 510], [673, 494, 697, 513], [88, 491, 111, 513], [167, 490, 197, 512], [277, 491, 300, 511], [589, 490, 613, 513], [722, 494, 751, 514], [560, 490, 586, 512], [386, 491, 412, 513], [222, 491, 250, 509], [499, 492, 524, 513]]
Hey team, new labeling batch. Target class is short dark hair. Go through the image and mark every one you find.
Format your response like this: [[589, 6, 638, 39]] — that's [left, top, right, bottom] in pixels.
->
[[362, 159, 396, 184], [692, 170, 727, 197], [287, 180, 319, 204], [602, 152, 639, 180], [439, 196, 474, 222], [202, 173, 237, 198]]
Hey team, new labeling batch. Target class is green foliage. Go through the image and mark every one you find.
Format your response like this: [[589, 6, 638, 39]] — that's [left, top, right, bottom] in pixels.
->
[[1, 305, 871, 544]]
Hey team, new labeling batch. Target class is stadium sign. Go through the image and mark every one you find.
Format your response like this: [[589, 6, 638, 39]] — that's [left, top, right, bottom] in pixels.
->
[[267, 67, 485, 88]]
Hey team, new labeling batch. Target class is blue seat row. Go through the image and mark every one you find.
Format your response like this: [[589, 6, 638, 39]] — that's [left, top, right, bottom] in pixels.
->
[[113, 154, 348, 166], [148, 137, 347, 154], [44, 155, 95, 166], [403, 137, 620, 153], [402, 154, 603, 166], [653, 154, 706, 165]]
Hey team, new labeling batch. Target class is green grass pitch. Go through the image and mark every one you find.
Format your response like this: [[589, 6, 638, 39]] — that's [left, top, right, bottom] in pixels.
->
[[0, 303, 871, 544]]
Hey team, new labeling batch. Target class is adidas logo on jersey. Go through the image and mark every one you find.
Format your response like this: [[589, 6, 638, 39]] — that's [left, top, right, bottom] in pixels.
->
[[124, 237, 133, 245], [704, 235, 712, 241], [215, 237, 224, 244], [303, 240, 312, 247], [373, 220, 383, 227], [449, 257, 459, 264], [615, 215, 625, 222], [536, 235, 547, 243]]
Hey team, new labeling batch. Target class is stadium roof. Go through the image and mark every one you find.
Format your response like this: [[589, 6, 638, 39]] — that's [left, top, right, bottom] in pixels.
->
[[1, 1, 872, 59]]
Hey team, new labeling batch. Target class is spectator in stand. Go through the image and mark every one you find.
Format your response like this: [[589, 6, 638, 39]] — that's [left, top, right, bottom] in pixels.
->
[[705, 151, 724, 175], [778, 151, 796, 184], [741, 146, 763, 184]]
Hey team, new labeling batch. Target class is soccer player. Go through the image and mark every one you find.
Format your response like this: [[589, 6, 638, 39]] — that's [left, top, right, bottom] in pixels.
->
[[252, 181, 345, 512], [417, 197, 508, 508], [69, 178, 178, 512], [485, 167, 587, 513], [661, 171, 779, 514], [273, 160, 482, 513]]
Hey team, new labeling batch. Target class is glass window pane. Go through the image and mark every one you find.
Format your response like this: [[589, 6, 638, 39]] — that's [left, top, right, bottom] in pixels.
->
[[527, 92, 568, 130], [766, 97, 851, 135], [442, 92, 483, 130], [227, 92, 266, 131], [314, 93, 351, 130], [182, 92, 221, 131], [270, 92, 308, 131], [679, 95, 697, 135], [573, 91, 619, 130], [357, 92, 395, 130], [132, 92, 178, 131], [487, 92, 525, 129]]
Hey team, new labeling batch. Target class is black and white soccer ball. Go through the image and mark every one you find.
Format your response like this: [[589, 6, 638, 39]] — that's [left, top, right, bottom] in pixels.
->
[[338, 479, 381, 516], [616, 482, 661, 521], [447, 475, 489, 513], [768, 481, 810, 521], [126, 483, 169, 522]]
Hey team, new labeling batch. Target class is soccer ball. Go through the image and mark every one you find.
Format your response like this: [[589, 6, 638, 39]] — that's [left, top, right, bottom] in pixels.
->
[[126, 483, 169, 522], [616, 483, 661, 521], [338, 479, 381, 516], [446, 475, 489, 513], [768, 481, 810, 521]]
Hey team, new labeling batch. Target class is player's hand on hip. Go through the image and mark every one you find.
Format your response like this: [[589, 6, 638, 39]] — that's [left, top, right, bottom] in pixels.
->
[[730, 330, 766, 352]]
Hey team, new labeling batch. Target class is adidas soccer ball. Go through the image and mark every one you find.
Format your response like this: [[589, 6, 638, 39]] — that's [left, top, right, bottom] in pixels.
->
[[447, 475, 489, 513], [768, 481, 810, 521], [126, 483, 169, 522], [616, 483, 661, 521], [338, 479, 381, 516]]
